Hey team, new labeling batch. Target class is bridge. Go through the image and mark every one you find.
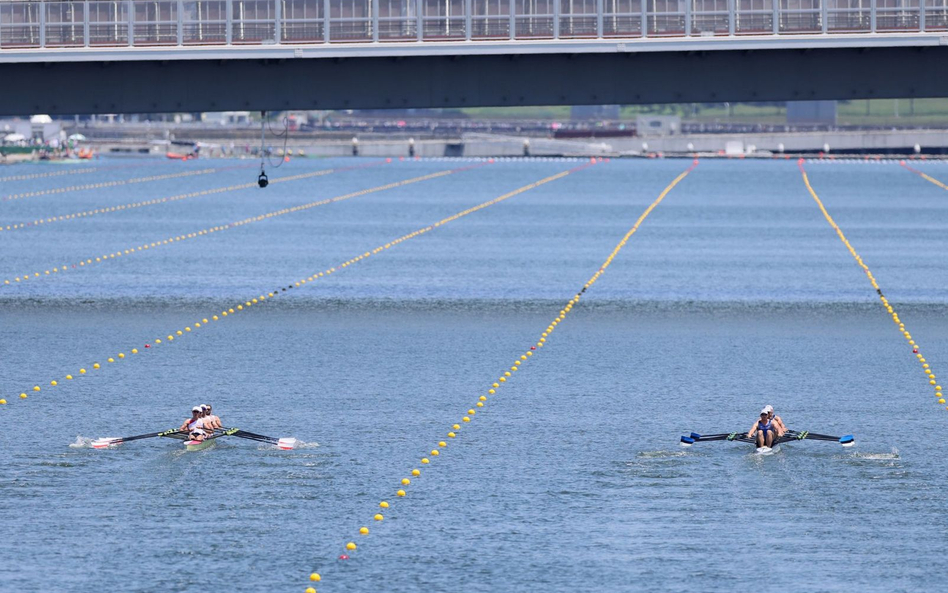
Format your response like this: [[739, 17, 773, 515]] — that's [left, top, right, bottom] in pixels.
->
[[2, 0, 948, 114]]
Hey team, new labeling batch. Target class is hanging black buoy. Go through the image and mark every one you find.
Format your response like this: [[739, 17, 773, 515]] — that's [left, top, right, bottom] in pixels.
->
[[258, 170, 269, 188]]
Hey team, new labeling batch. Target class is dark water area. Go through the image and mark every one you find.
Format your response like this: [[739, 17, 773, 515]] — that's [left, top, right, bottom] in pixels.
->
[[1, 157, 947, 592]]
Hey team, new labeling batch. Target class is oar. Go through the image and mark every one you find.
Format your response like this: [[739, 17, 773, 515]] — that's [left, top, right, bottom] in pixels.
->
[[92, 428, 181, 448], [221, 428, 297, 449], [218, 428, 277, 443]]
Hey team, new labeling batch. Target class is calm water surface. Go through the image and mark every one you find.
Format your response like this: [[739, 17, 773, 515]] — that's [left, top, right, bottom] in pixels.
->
[[1, 157, 947, 592]]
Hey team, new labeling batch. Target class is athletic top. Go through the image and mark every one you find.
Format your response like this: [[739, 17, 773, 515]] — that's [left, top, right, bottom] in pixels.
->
[[188, 417, 204, 431], [758, 419, 773, 434]]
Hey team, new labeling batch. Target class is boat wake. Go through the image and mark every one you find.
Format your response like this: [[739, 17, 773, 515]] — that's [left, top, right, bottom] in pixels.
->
[[635, 450, 689, 459], [69, 436, 97, 448], [849, 447, 899, 461]]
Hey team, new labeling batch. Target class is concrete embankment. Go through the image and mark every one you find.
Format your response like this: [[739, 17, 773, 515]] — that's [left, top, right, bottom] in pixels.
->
[[80, 128, 948, 159]]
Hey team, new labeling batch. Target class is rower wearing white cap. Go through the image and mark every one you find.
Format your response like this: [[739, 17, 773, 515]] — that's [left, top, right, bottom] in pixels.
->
[[179, 406, 208, 441], [764, 405, 787, 435], [202, 404, 222, 431]]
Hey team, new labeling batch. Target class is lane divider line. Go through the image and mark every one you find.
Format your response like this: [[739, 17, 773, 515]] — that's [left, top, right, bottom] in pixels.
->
[[900, 160, 948, 191], [0, 159, 196, 184], [0, 161, 386, 233], [2, 168, 225, 202], [303, 158, 696, 591], [1, 163, 485, 288], [799, 159, 943, 409], [0, 166, 99, 183], [0, 159, 593, 407]]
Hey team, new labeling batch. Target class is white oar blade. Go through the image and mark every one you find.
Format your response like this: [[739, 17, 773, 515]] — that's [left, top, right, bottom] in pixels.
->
[[92, 438, 119, 449], [277, 438, 297, 450]]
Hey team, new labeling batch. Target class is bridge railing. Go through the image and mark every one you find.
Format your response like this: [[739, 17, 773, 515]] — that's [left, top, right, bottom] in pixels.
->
[[1, 0, 946, 49]]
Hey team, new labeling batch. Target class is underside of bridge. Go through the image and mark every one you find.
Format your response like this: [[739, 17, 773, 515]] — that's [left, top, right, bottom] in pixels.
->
[[2, 45, 948, 115]]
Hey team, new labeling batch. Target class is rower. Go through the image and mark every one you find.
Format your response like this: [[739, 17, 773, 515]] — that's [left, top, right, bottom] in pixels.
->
[[764, 405, 787, 435], [747, 408, 776, 448], [179, 406, 208, 442], [202, 404, 222, 431]]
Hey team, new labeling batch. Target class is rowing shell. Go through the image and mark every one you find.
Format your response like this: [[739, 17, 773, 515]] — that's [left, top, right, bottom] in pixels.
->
[[91, 427, 297, 450], [185, 439, 215, 451], [681, 430, 855, 449]]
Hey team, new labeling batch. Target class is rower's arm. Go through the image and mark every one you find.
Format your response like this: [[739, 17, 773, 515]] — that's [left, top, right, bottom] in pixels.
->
[[775, 416, 787, 435], [746, 422, 757, 438]]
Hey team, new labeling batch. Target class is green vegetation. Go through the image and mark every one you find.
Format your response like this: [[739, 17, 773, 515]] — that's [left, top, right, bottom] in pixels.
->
[[454, 106, 572, 119], [449, 99, 948, 126]]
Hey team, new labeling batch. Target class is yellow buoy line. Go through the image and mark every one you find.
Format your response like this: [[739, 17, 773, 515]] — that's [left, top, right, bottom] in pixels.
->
[[900, 160, 948, 191], [0, 166, 99, 183], [0, 162, 385, 234], [0, 164, 481, 288], [302, 159, 696, 592], [799, 160, 944, 409], [0, 162, 592, 407], [1, 168, 223, 203]]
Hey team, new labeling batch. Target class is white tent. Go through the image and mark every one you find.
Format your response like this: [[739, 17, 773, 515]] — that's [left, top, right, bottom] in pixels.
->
[[3, 132, 26, 142]]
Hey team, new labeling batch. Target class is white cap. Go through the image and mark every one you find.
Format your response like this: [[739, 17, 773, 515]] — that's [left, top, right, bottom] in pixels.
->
[[200, 404, 209, 411], [192, 406, 202, 413], [760, 408, 769, 415], [763, 405, 774, 414]]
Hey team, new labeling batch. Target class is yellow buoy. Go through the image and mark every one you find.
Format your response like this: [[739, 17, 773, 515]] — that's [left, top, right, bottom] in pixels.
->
[[33, 386, 40, 392], [411, 469, 420, 476], [359, 527, 369, 535], [374, 514, 384, 521], [421, 458, 430, 464], [346, 542, 356, 551], [310, 573, 321, 582], [379, 501, 389, 508], [402, 478, 410, 485], [397, 489, 406, 497]]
